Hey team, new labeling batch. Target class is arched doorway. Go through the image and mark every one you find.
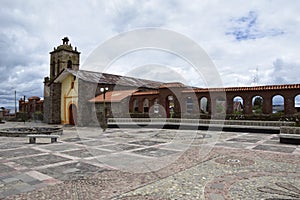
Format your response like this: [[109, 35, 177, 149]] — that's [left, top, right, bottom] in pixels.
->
[[166, 95, 175, 118], [295, 94, 300, 113], [233, 96, 244, 114], [272, 95, 284, 114], [252, 96, 263, 114], [69, 104, 77, 125], [200, 97, 208, 114]]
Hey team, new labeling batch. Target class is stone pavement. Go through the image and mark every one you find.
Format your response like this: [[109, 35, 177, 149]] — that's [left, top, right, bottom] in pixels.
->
[[0, 122, 299, 199]]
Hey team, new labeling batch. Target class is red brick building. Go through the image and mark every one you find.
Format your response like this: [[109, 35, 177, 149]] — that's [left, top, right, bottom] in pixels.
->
[[19, 96, 44, 119]]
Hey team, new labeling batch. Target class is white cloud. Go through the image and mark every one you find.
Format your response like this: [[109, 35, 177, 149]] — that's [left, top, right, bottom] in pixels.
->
[[1, 0, 300, 108]]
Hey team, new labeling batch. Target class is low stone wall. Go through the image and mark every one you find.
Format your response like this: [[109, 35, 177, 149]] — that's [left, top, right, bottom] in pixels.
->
[[109, 118, 295, 127], [0, 127, 63, 137], [280, 126, 300, 134], [279, 126, 300, 145]]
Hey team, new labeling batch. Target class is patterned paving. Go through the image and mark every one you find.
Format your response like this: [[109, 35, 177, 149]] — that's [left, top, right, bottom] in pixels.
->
[[0, 122, 299, 199]]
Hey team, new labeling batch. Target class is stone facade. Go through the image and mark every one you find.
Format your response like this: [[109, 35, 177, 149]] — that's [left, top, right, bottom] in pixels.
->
[[49, 37, 80, 81], [43, 37, 300, 125], [43, 83, 61, 124]]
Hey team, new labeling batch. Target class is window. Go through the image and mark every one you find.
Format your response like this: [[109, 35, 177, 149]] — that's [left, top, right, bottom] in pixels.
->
[[67, 60, 72, 69]]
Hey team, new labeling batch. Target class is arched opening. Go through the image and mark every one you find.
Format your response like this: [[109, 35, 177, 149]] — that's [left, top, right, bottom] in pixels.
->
[[69, 104, 77, 125], [233, 96, 244, 114], [216, 97, 226, 114], [200, 97, 208, 114], [67, 60, 72, 69], [166, 95, 175, 118], [272, 95, 284, 114], [133, 99, 138, 112], [153, 98, 159, 114], [252, 96, 263, 114], [186, 97, 193, 113], [295, 94, 300, 113], [143, 99, 149, 113]]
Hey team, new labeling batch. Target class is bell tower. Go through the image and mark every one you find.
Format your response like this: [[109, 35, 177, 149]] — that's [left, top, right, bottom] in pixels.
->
[[49, 37, 80, 80]]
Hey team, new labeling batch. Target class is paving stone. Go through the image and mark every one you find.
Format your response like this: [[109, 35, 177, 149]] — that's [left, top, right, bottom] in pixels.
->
[[0, 148, 44, 158], [215, 142, 249, 149], [62, 137, 89, 142], [100, 143, 141, 151], [15, 174, 37, 183], [132, 147, 179, 157], [38, 143, 81, 151], [2, 177, 19, 184], [12, 154, 71, 168], [37, 162, 107, 180], [253, 144, 295, 153], [62, 148, 110, 158], [129, 140, 166, 146], [0, 143, 25, 150], [76, 140, 113, 146], [0, 163, 15, 173], [227, 138, 260, 143]]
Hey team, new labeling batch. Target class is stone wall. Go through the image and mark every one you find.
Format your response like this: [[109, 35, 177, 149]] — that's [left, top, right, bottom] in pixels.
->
[[77, 79, 98, 126], [43, 83, 61, 124]]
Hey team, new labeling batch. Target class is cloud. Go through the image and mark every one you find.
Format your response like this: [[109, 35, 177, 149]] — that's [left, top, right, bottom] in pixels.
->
[[226, 11, 284, 41], [1, 0, 300, 110]]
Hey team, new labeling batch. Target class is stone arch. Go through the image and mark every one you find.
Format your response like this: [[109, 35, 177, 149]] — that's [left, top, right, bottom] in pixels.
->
[[272, 95, 284, 114], [233, 96, 244, 114], [133, 99, 138, 112], [153, 98, 159, 114], [143, 98, 149, 113], [295, 94, 300, 113], [199, 97, 208, 114], [252, 95, 263, 114]]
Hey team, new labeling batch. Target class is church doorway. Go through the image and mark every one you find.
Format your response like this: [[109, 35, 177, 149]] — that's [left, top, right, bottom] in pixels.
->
[[69, 104, 77, 125]]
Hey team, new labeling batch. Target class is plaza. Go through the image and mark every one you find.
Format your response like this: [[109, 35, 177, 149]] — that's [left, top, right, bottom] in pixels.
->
[[0, 122, 299, 199]]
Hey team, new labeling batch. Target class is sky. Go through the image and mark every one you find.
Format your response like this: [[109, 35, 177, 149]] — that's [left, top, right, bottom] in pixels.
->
[[1, 0, 300, 111]]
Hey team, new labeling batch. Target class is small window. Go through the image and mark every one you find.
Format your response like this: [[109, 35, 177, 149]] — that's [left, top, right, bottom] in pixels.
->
[[67, 60, 72, 69]]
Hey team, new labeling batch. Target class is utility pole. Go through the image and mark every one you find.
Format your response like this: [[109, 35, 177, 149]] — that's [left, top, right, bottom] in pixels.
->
[[14, 90, 17, 116]]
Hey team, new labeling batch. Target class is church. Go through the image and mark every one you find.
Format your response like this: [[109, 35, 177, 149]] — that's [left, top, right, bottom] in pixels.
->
[[43, 37, 300, 125]]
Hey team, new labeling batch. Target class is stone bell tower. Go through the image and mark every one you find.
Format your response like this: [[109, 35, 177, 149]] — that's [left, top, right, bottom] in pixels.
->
[[44, 37, 80, 124], [49, 37, 80, 80]]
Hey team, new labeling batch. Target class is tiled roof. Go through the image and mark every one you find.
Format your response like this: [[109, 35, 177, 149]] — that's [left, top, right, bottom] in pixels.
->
[[182, 84, 300, 93], [89, 90, 137, 103], [159, 82, 187, 88], [55, 69, 163, 89], [133, 91, 159, 96]]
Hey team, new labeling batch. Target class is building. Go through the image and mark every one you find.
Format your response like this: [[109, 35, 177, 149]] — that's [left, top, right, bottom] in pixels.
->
[[18, 96, 44, 119], [43, 37, 300, 125]]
